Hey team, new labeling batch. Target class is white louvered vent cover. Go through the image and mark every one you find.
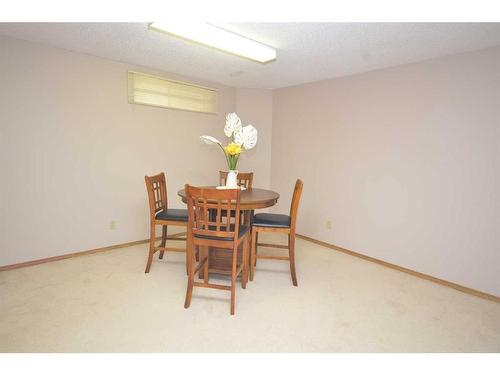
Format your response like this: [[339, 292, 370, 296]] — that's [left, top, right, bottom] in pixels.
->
[[127, 71, 217, 114]]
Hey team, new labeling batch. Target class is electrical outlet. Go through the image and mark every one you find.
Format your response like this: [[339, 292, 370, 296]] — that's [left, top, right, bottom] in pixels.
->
[[326, 220, 332, 230], [109, 220, 117, 230]]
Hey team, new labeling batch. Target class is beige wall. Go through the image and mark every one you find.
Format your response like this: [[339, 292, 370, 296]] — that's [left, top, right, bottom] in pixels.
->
[[1, 35, 498, 297], [271, 46, 500, 296], [235, 88, 273, 189], [0, 36, 263, 266]]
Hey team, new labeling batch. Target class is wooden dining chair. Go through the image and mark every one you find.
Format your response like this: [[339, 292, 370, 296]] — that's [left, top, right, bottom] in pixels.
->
[[144, 173, 188, 273], [250, 179, 304, 286], [219, 171, 254, 189], [184, 185, 250, 315], [219, 171, 254, 224]]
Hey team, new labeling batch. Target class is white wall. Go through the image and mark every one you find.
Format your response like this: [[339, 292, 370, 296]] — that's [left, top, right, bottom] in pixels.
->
[[271, 46, 500, 296], [0, 36, 266, 266], [235, 88, 273, 189], [1, 35, 498, 297]]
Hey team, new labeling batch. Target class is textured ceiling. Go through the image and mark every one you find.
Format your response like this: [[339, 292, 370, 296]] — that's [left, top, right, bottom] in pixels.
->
[[1, 22, 500, 89]]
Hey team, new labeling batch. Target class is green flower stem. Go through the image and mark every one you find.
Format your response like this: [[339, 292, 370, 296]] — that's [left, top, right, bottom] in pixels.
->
[[235, 154, 240, 169], [217, 143, 231, 169], [228, 155, 238, 170]]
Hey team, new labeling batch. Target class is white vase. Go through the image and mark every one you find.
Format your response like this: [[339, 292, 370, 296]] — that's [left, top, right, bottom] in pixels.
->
[[226, 170, 238, 188]]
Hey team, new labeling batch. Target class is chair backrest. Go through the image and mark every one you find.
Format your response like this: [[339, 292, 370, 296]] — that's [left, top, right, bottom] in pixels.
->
[[219, 171, 254, 189], [289, 179, 304, 231], [185, 185, 241, 242], [145, 173, 168, 218]]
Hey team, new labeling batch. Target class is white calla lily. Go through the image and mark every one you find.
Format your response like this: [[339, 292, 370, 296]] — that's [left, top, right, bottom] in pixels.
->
[[224, 112, 242, 137], [234, 125, 258, 150], [200, 135, 222, 145], [200, 113, 258, 173]]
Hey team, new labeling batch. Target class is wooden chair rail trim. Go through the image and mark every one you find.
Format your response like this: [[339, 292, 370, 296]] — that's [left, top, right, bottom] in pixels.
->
[[194, 257, 209, 275], [193, 229, 235, 238], [257, 242, 289, 249], [154, 247, 186, 253], [296, 234, 500, 304], [202, 265, 244, 277], [208, 268, 232, 275], [0, 233, 186, 272], [192, 233, 249, 249], [154, 235, 186, 243], [154, 220, 188, 227], [256, 255, 290, 261], [206, 267, 248, 277], [253, 226, 290, 233], [162, 236, 187, 241], [236, 264, 244, 278], [193, 282, 231, 291]]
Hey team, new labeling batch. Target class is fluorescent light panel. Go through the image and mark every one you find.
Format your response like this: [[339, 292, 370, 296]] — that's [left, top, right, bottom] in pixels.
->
[[149, 22, 276, 63]]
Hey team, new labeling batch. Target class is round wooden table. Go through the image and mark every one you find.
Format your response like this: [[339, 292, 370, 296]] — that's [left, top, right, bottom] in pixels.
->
[[177, 187, 280, 211], [177, 187, 280, 275]]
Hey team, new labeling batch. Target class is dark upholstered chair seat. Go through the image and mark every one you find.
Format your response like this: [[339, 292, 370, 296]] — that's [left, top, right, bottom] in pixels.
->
[[253, 213, 291, 228], [195, 225, 250, 241], [155, 208, 188, 222]]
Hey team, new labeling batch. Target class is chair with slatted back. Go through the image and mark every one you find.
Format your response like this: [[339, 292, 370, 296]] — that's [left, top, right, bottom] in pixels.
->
[[184, 185, 250, 315], [219, 171, 254, 224], [144, 173, 188, 273], [219, 171, 254, 189], [250, 179, 303, 286]]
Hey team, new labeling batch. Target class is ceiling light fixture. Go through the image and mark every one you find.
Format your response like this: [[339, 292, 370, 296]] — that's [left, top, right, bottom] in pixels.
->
[[149, 22, 276, 63]]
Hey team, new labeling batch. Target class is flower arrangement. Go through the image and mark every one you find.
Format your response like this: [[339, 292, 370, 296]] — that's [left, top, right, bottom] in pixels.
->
[[223, 142, 242, 170], [200, 113, 258, 171]]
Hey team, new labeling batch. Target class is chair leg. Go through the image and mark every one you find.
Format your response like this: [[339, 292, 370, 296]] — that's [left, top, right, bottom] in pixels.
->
[[184, 241, 195, 309], [145, 224, 155, 273], [198, 246, 206, 280], [243, 210, 252, 226], [230, 245, 238, 315], [203, 246, 209, 284], [159, 225, 167, 259], [254, 231, 259, 266], [289, 233, 298, 286], [250, 229, 257, 281], [185, 236, 191, 275], [242, 235, 249, 289]]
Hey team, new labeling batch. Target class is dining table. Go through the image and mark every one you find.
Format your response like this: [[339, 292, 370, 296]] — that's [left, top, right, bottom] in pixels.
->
[[177, 187, 280, 275]]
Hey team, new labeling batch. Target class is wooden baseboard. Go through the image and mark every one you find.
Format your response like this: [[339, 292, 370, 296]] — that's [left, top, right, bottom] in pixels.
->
[[0, 233, 186, 272], [296, 234, 500, 304]]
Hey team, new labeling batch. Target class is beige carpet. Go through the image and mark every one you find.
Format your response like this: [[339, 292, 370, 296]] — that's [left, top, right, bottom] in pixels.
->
[[0, 233, 499, 352]]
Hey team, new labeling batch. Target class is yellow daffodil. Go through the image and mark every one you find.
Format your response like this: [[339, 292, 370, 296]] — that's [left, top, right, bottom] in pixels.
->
[[224, 142, 242, 156]]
